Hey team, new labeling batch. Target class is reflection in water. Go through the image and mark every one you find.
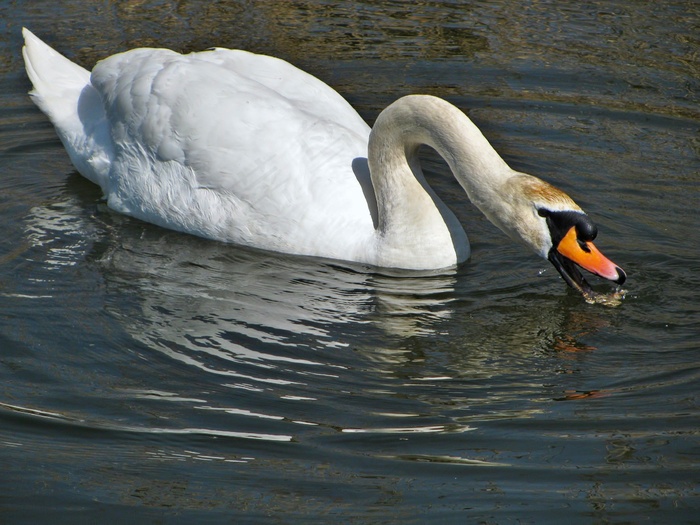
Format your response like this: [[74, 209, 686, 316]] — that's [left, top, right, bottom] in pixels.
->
[[22, 184, 458, 328], [21, 189, 469, 415], [24, 199, 98, 271], [21, 185, 619, 415], [96, 217, 461, 349]]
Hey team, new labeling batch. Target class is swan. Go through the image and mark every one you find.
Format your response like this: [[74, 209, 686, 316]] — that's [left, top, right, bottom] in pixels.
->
[[22, 28, 625, 298]]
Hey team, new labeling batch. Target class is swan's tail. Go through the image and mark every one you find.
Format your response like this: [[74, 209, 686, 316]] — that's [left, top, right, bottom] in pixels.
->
[[22, 28, 112, 190]]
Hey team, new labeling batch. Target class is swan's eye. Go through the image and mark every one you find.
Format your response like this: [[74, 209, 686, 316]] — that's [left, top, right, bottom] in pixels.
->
[[537, 208, 549, 217]]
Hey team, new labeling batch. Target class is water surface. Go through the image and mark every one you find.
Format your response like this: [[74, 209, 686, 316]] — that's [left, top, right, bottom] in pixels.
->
[[1, 1, 699, 523]]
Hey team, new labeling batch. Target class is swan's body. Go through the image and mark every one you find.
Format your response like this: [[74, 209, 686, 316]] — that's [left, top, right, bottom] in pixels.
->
[[22, 29, 625, 294]]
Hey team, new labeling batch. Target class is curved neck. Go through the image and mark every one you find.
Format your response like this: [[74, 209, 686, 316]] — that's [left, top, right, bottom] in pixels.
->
[[367, 95, 512, 267]]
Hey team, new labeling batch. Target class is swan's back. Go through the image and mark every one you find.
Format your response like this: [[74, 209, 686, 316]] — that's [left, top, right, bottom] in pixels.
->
[[24, 29, 379, 261], [198, 48, 368, 131], [91, 47, 370, 201]]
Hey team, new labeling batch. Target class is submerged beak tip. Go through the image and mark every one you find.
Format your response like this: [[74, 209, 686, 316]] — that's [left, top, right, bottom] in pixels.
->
[[615, 266, 626, 285]]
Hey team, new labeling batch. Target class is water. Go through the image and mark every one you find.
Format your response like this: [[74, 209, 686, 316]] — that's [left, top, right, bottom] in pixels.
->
[[1, 1, 699, 522]]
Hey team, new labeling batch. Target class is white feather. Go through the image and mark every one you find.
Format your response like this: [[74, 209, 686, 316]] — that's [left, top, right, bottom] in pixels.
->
[[22, 28, 582, 271]]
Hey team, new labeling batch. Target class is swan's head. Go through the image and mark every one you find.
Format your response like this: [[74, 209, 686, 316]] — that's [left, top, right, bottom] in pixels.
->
[[501, 174, 626, 296]]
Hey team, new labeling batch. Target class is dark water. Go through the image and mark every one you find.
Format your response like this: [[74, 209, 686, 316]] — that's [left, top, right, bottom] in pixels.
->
[[1, 1, 699, 523]]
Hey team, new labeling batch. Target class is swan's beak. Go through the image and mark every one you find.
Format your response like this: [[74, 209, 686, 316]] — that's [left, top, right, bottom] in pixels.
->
[[548, 226, 626, 295]]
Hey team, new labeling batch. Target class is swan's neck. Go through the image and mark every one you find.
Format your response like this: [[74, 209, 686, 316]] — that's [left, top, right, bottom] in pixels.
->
[[368, 95, 513, 268]]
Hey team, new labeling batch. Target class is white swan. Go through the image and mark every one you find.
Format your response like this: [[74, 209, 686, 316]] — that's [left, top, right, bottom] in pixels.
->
[[22, 28, 625, 297]]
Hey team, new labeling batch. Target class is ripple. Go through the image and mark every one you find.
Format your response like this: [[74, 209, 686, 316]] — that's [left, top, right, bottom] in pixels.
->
[[132, 426, 293, 442], [0, 402, 80, 423], [341, 424, 475, 434], [383, 454, 509, 467]]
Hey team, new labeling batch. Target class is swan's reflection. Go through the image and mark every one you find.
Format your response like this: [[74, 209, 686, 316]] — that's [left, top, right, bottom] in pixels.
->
[[23, 186, 608, 359], [100, 221, 460, 352], [23, 183, 614, 416], [23, 183, 458, 360]]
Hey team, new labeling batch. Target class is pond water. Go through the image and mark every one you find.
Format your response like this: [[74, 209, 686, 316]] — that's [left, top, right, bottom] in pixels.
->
[[1, 1, 699, 523]]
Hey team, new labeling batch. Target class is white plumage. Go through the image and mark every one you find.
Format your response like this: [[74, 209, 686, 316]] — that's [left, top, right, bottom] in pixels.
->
[[22, 28, 625, 291]]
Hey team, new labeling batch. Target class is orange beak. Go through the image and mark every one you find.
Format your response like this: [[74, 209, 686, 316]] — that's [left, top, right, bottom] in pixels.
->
[[556, 226, 625, 283]]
